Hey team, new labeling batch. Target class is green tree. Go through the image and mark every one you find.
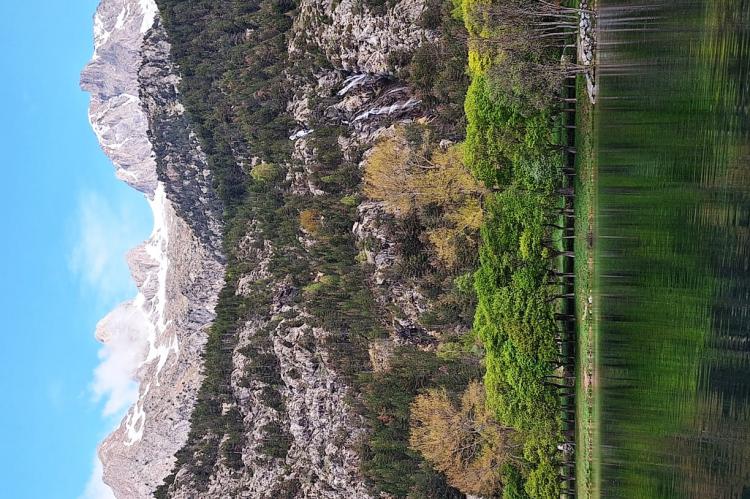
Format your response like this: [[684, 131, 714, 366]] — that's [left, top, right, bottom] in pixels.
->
[[525, 459, 560, 499]]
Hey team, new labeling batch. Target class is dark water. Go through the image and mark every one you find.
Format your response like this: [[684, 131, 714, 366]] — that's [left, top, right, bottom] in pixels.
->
[[594, 1, 750, 497]]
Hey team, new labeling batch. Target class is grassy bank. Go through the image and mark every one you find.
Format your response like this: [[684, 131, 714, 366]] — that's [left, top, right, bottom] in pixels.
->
[[574, 66, 599, 499]]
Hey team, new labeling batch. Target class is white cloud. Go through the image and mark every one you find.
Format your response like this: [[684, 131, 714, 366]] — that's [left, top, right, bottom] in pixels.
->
[[79, 455, 116, 499], [91, 301, 150, 417], [70, 190, 151, 499], [69, 188, 152, 414], [69, 190, 145, 304]]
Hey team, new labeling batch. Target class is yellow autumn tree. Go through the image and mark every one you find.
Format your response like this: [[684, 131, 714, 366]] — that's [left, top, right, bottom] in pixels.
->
[[415, 145, 484, 208], [427, 228, 460, 268], [363, 137, 418, 216], [299, 209, 321, 235], [363, 128, 486, 267], [410, 381, 520, 496]]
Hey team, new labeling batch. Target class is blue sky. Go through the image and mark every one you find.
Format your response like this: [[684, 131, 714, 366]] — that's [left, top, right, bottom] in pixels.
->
[[0, 1, 152, 497]]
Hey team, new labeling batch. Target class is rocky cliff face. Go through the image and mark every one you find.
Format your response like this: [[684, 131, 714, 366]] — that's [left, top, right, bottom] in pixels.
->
[[158, 0, 446, 496], [81, 0, 225, 497], [289, 0, 432, 74], [82, 0, 160, 195]]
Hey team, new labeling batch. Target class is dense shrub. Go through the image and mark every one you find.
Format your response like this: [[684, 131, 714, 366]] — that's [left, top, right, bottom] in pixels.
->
[[458, 0, 570, 495]]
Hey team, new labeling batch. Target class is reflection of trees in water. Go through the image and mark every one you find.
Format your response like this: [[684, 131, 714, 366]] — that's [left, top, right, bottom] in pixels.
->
[[595, 0, 750, 496], [678, 4, 750, 496], [673, 385, 750, 499]]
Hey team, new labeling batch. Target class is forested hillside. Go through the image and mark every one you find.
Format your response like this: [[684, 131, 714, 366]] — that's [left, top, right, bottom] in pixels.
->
[[148, 0, 578, 497]]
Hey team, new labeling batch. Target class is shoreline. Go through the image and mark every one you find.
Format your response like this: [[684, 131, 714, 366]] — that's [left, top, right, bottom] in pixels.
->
[[574, 2, 599, 495]]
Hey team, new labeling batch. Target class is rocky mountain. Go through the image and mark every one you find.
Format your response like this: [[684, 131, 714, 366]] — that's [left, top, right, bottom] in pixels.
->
[[82, 0, 472, 496], [81, 0, 225, 497]]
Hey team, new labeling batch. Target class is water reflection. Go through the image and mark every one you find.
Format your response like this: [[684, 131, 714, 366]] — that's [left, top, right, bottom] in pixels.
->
[[595, 1, 750, 497]]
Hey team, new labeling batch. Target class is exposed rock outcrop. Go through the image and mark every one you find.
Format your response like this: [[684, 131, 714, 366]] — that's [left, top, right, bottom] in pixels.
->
[[288, 71, 437, 348], [167, 288, 372, 498], [290, 0, 432, 74], [82, 0, 225, 497], [81, 0, 160, 195], [578, 0, 597, 103]]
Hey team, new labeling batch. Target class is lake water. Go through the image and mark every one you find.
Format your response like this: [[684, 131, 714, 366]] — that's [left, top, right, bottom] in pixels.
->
[[594, 0, 750, 497]]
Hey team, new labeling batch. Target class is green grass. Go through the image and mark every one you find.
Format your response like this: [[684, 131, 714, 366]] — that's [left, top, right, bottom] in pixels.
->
[[574, 68, 599, 499]]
